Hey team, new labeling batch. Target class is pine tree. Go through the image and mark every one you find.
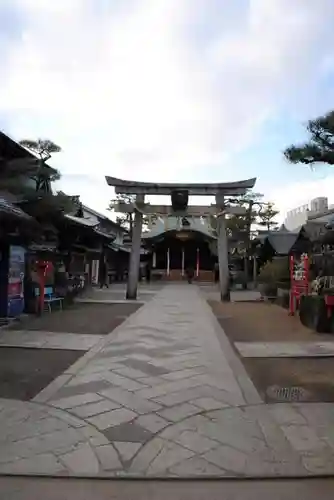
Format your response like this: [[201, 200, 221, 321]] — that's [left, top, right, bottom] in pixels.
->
[[284, 109, 334, 166], [108, 193, 156, 237], [257, 202, 279, 231]]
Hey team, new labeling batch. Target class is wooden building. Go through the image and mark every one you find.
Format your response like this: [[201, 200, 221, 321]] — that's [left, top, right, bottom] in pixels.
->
[[0, 131, 129, 318], [142, 216, 217, 281]]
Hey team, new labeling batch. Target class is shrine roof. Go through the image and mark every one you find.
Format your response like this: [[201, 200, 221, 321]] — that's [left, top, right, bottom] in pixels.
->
[[106, 176, 256, 196], [267, 232, 300, 255], [254, 227, 310, 255], [142, 216, 216, 240], [64, 214, 99, 227]]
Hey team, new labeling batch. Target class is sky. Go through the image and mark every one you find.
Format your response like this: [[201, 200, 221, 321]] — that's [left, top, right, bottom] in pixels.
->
[[1, 0, 334, 222]]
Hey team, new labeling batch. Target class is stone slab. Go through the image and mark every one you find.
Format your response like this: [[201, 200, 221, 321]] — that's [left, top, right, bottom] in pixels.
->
[[87, 408, 137, 430], [235, 341, 334, 358], [94, 444, 122, 470], [69, 399, 121, 418], [60, 443, 100, 475], [0, 330, 102, 350], [113, 442, 142, 462]]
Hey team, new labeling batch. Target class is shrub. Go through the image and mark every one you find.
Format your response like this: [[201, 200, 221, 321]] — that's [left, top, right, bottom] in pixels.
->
[[258, 257, 290, 284]]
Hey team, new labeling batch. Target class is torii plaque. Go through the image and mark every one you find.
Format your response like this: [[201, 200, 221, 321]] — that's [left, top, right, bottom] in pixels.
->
[[106, 176, 256, 301]]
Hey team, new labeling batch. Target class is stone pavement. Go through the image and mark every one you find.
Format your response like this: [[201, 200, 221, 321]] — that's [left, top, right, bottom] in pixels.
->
[[0, 284, 334, 478], [77, 283, 162, 304]]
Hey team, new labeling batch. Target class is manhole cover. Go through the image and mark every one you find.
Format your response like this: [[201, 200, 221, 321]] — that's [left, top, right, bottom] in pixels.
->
[[266, 385, 311, 402]]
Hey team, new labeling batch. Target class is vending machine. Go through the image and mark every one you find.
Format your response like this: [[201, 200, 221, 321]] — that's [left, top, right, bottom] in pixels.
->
[[7, 245, 26, 317]]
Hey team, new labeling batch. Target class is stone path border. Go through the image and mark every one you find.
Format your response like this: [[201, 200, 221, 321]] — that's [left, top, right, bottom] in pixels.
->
[[236, 341, 334, 358], [0, 330, 103, 351]]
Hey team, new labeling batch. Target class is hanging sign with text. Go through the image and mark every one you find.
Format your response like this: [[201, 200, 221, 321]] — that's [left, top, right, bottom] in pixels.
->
[[289, 253, 309, 315]]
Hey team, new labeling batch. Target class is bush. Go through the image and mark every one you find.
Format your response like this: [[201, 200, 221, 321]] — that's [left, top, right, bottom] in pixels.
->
[[258, 257, 290, 298], [258, 257, 290, 285], [258, 283, 278, 297], [299, 295, 330, 333]]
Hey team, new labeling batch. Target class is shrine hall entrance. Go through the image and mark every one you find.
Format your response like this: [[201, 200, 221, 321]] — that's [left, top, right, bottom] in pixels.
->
[[151, 231, 216, 281]]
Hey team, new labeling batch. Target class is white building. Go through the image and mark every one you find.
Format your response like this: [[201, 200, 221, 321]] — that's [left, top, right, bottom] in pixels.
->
[[309, 197, 328, 214], [284, 197, 329, 231], [284, 203, 309, 231]]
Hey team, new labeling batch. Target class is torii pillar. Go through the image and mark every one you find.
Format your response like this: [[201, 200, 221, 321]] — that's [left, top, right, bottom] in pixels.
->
[[216, 194, 230, 301], [126, 194, 144, 299]]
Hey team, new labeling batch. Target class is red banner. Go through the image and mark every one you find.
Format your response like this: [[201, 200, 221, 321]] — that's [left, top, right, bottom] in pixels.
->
[[36, 260, 53, 313], [289, 254, 309, 315]]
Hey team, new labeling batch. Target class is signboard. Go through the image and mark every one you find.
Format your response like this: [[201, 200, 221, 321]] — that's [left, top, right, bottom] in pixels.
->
[[289, 253, 309, 315], [7, 246, 26, 317]]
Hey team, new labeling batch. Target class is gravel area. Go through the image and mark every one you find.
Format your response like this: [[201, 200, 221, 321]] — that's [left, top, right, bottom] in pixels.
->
[[208, 300, 331, 342], [0, 347, 83, 400], [7, 303, 142, 335], [209, 300, 334, 402], [243, 357, 334, 402]]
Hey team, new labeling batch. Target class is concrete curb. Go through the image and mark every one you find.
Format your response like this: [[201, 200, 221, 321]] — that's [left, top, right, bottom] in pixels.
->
[[198, 286, 263, 406]]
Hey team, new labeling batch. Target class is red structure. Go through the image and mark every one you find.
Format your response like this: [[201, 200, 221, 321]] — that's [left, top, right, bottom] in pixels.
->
[[289, 253, 309, 315], [36, 260, 53, 313]]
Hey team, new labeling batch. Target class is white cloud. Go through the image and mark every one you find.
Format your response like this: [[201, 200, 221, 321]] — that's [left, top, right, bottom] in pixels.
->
[[1, 0, 334, 212]]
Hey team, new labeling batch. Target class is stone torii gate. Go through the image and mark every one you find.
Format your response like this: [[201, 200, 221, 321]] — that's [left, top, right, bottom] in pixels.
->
[[106, 176, 256, 301]]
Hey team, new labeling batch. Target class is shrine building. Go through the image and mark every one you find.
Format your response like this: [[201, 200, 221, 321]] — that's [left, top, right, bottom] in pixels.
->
[[142, 215, 217, 281]]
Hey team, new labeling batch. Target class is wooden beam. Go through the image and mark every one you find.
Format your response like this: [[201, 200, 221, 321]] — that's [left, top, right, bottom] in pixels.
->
[[106, 176, 256, 195], [111, 203, 248, 216]]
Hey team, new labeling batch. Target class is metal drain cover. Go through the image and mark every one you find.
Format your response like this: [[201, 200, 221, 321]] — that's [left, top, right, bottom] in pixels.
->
[[266, 385, 311, 402]]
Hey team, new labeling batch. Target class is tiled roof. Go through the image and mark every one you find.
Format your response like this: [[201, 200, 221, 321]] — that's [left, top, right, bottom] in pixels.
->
[[142, 216, 216, 239], [64, 214, 99, 227], [0, 197, 32, 220]]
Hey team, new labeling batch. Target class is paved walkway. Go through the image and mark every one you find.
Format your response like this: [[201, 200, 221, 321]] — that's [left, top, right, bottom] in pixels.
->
[[1, 285, 334, 477]]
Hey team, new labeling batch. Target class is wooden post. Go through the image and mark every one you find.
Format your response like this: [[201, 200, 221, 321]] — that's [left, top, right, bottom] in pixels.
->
[[216, 195, 230, 301], [253, 256, 257, 285], [181, 247, 185, 277], [126, 194, 144, 300], [167, 247, 170, 277]]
